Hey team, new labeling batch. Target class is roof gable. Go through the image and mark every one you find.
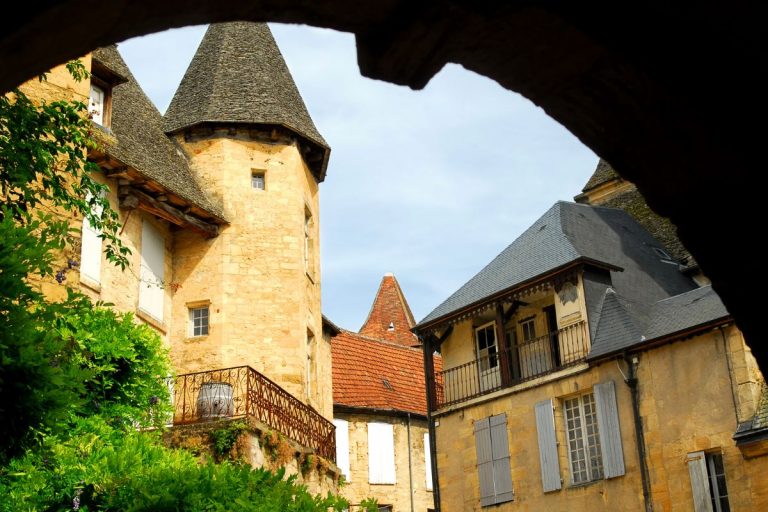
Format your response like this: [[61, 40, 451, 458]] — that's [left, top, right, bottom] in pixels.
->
[[91, 46, 224, 219]]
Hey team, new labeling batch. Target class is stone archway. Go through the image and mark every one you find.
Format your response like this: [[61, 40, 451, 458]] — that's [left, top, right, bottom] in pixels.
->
[[2, 1, 765, 373]]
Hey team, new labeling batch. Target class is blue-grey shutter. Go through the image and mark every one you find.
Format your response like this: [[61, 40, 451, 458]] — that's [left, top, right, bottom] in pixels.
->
[[594, 380, 626, 478], [535, 399, 561, 492], [687, 451, 714, 512], [474, 417, 495, 507], [490, 413, 513, 504]]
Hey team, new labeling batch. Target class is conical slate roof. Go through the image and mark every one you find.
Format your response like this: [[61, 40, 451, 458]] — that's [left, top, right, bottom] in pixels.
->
[[359, 273, 419, 347], [163, 22, 330, 179]]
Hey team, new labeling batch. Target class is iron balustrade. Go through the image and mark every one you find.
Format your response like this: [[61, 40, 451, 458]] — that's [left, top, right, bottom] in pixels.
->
[[171, 365, 336, 461], [436, 321, 588, 408]]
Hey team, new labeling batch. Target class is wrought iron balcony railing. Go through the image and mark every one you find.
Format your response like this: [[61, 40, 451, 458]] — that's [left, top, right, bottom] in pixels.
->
[[436, 321, 588, 408], [171, 366, 336, 461]]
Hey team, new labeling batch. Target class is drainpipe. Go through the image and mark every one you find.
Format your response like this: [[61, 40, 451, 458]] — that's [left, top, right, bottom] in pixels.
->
[[623, 352, 653, 512], [407, 412, 415, 512], [419, 333, 441, 511]]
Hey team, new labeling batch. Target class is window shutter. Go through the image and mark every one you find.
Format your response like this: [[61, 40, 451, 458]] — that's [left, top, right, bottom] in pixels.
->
[[139, 221, 165, 321], [80, 198, 103, 283], [490, 413, 513, 504], [594, 381, 626, 478], [333, 419, 351, 480], [424, 432, 433, 490], [535, 399, 562, 492], [474, 417, 495, 506], [687, 451, 714, 512], [368, 422, 395, 484]]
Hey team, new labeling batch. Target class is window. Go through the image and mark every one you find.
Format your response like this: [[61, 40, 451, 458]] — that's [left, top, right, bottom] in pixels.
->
[[476, 322, 500, 392], [333, 419, 350, 481], [251, 171, 265, 190], [424, 432, 433, 490], [80, 192, 104, 284], [368, 422, 396, 484], [306, 330, 315, 400], [564, 392, 604, 483], [189, 306, 209, 336], [138, 220, 165, 322], [88, 75, 112, 127], [474, 413, 513, 507], [534, 381, 625, 492], [687, 451, 731, 512], [304, 209, 313, 277], [521, 317, 536, 341]]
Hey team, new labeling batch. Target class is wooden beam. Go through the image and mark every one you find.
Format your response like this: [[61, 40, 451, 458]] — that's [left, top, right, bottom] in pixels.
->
[[495, 303, 513, 387], [124, 188, 219, 238]]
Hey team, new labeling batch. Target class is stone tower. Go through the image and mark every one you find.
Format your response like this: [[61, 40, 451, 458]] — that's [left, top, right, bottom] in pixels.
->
[[162, 22, 331, 417]]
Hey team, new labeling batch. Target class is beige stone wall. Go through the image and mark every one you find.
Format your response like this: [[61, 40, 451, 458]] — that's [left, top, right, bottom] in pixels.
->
[[434, 327, 767, 511], [639, 326, 766, 511], [337, 412, 434, 511], [169, 130, 329, 418]]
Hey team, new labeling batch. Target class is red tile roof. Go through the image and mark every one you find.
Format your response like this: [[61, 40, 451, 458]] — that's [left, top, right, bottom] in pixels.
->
[[359, 273, 419, 346], [331, 330, 442, 416]]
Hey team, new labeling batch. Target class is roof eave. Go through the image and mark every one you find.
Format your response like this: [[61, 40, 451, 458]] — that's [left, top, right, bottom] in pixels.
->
[[333, 404, 427, 420], [587, 315, 733, 363]]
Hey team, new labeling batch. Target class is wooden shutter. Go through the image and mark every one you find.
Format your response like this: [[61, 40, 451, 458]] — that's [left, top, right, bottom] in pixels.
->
[[333, 419, 350, 480], [424, 432, 433, 490], [139, 221, 165, 321], [474, 417, 495, 507], [80, 197, 103, 283], [535, 399, 562, 492], [490, 413, 513, 504], [594, 380, 626, 478], [687, 451, 714, 512], [368, 422, 395, 484]]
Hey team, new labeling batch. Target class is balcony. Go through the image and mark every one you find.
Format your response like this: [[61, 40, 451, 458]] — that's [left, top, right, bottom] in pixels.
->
[[171, 366, 336, 461], [436, 321, 588, 408]]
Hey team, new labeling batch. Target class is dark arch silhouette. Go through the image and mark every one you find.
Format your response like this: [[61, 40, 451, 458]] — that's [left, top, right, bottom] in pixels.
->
[[2, 1, 765, 373]]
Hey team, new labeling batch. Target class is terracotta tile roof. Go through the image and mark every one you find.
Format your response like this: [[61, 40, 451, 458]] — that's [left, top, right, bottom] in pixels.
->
[[359, 273, 419, 346], [332, 330, 441, 417]]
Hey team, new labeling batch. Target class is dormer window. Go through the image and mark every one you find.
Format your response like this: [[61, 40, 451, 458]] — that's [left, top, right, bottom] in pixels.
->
[[88, 76, 112, 128]]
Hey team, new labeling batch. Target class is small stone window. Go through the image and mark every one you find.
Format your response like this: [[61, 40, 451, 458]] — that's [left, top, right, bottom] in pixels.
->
[[251, 170, 265, 190], [189, 306, 209, 337]]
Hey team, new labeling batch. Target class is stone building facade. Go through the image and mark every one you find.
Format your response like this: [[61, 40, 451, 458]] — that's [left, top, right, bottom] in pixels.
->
[[415, 163, 768, 511], [330, 274, 440, 511], [18, 22, 338, 486]]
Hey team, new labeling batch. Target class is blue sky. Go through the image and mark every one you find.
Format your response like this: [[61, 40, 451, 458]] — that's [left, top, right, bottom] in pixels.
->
[[118, 23, 597, 331]]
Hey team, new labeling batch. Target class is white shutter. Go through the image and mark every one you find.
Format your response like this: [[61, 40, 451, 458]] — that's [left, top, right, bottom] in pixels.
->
[[594, 380, 626, 478], [333, 419, 351, 480], [535, 399, 562, 492], [139, 221, 165, 321], [489, 413, 513, 504], [89, 84, 104, 125], [424, 432, 433, 490], [368, 422, 395, 484], [80, 196, 104, 283], [474, 417, 496, 507], [687, 451, 714, 512]]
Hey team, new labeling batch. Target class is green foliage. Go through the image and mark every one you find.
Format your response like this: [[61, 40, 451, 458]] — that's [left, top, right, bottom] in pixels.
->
[[358, 498, 380, 511], [0, 62, 129, 269], [210, 420, 249, 460], [0, 418, 350, 511]]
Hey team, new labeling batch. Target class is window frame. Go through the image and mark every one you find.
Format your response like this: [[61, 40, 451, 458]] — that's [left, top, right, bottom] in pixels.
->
[[563, 391, 604, 484], [88, 75, 112, 128], [251, 170, 266, 190], [188, 305, 210, 337]]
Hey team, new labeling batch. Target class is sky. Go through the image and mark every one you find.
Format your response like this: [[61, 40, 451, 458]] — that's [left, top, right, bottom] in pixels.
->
[[118, 23, 598, 332]]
